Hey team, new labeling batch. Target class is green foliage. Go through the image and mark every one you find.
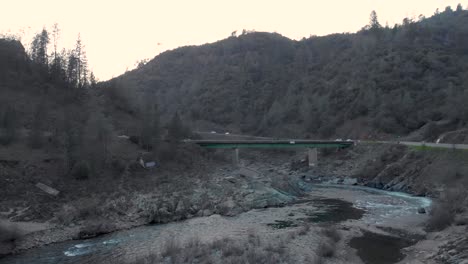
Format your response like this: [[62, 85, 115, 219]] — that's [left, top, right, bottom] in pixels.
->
[[104, 9, 468, 139]]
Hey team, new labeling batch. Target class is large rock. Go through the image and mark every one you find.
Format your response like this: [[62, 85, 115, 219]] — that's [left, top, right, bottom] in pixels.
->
[[240, 185, 295, 209], [342, 177, 358, 185], [202, 209, 213, 217]]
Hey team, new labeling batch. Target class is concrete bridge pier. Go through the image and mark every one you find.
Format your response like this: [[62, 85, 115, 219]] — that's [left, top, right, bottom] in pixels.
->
[[233, 148, 239, 166], [308, 148, 317, 167]]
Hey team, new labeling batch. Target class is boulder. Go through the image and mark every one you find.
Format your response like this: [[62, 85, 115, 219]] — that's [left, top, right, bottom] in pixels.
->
[[342, 177, 357, 185], [202, 209, 213, 217]]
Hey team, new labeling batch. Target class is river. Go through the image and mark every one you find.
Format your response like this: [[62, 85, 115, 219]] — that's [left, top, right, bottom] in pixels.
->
[[0, 184, 431, 264]]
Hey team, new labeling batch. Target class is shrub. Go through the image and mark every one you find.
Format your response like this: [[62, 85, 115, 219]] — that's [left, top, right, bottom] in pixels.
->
[[426, 201, 455, 231], [78, 220, 115, 239], [129, 135, 139, 145], [247, 229, 261, 246], [322, 226, 341, 242], [133, 254, 160, 264], [111, 158, 126, 173], [320, 147, 337, 156], [221, 240, 245, 257], [298, 223, 311, 236], [426, 187, 466, 231], [75, 197, 102, 219], [124, 233, 293, 264], [160, 237, 181, 259], [0, 222, 21, 243], [317, 241, 335, 258], [71, 160, 91, 180], [55, 204, 79, 225], [315, 225, 341, 259], [157, 142, 178, 162]]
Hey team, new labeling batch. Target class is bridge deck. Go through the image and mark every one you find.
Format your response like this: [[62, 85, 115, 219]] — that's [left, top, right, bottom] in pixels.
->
[[189, 139, 354, 149]]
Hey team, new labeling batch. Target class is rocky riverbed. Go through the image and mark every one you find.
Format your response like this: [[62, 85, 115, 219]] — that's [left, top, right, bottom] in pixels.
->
[[1, 147, 467, 263], [1, 174, 434, 264]]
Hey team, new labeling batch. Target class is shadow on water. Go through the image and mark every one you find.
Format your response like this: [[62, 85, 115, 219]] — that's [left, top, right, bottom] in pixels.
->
[[267, 198, 365, 229], [350, 231, 416, 264], [305, 198, 365, 223]]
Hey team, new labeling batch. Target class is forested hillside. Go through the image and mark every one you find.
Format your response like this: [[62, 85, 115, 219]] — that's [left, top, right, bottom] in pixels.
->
[[104, 7, 468, 140], [0, 32, 116, 180], [0, 30, 197, 182]]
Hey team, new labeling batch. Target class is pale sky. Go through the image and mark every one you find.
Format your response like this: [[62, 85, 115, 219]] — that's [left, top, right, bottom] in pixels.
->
[[1, 0, 466, 80]]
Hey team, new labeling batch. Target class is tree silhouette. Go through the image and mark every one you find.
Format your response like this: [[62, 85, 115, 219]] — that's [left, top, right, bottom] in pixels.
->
[[369, 10, 382, 29], [30, 28, 49, 66]]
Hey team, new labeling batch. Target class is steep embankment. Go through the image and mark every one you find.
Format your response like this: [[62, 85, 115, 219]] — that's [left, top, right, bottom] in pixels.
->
[[295, 144, 468, 263], [103, 9, 468, 139]]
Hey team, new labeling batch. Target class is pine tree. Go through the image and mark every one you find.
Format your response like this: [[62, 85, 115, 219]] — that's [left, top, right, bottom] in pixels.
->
[[70, 34, 89, 88], [140, 100, 160, 150], [369, 10, 382, 29], [51, 23, 60, 66], [89, 72, 97, 88], [80, 51, 88, 87], [67, 51, 78, 87], [30, 28, 50, 66], [167, 112, 188, 142], [50, 23, 61, 78], [75, 35, 83, 88], [83, 111, 112, 174]]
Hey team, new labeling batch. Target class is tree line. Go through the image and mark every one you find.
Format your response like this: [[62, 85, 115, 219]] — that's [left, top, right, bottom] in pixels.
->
[[0, 25, 109, 180], [106, 5, 468, 140], [1, 24, 194, 180], [29, 24, 96, 89]]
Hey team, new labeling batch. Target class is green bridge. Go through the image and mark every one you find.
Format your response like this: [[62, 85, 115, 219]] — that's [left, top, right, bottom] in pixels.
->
[[190, 140, 354, 149], [188, 140, 354, 166]]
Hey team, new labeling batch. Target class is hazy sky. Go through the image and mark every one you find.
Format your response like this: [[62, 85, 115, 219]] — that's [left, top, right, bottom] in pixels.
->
[[1, 0, 466, 80]]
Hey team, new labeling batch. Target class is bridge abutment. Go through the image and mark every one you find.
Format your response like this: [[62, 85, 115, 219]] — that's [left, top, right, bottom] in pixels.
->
[[308, 148, 317, 167], [233, 148, 239, 166]]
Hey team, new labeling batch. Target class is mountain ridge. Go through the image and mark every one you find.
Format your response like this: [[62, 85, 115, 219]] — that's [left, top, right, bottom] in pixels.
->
[[104, 9, 468, 140]]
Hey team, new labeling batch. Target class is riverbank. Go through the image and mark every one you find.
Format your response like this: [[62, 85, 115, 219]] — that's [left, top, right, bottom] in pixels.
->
[[0, 182, 433, 264], [0, 149, 306, 257], [1, 144, 467, 263]]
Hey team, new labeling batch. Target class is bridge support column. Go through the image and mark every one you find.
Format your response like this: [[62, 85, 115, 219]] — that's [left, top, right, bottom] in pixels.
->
[[233, 148, 239, 166], [308, 148, 317, 167]]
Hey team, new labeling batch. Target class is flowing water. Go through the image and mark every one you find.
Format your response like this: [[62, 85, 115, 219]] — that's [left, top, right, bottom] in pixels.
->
[[0, 184, 431, 264]]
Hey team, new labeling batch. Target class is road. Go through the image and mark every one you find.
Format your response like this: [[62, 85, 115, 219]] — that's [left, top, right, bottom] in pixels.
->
[[194, 131, 468, 150], [376, 140, 468, 150]]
